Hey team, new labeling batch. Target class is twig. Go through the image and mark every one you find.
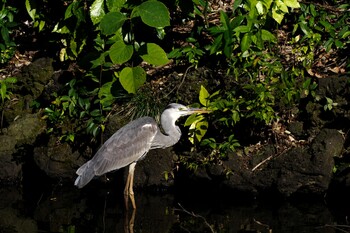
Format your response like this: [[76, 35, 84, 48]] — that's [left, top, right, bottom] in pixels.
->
[[175, 203, 215, 233], [251, 155, 273, 172], [251, 148, 289, 172], [164, 65, 193, 99]]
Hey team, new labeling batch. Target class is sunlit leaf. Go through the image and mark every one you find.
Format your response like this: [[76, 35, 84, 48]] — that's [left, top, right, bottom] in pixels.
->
[[100, 12, 126, 35], [132, 0, 170, 28], [284, 0, 300, 8], [256, 1, 264, 15], [199, 85, 210, 106], [272, 5, 284, 24], [90, 0, 105, 25], [25, 0, 36, 21], [139, 43, 169, 66], [186, 114, 208, 144], [275, 0, 289, 13], [109, 40, 133, 64], [118, 67, 146, 94]]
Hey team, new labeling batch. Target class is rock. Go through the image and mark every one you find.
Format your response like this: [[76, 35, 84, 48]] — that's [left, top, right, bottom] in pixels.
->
[[133, 148, 175, 189], [3, 58, 54, 124], [33, 136, 86, 179], [7, 114, 46, 145], [182, 128, 343, 198], [0, 113, 46, 182], [0, 135, 21, 183], [254, 128, 342, 196]]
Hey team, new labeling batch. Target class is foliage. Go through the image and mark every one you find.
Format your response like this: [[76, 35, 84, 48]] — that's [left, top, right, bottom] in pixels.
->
[[20, 0, 172, 141], [1, 0, 349, 169], [0, 0, 17, 64], [49, 0, 170, 94], [178, 0, 340, 168], [296, 3, 350, 53], [0, 76, 17, 130]]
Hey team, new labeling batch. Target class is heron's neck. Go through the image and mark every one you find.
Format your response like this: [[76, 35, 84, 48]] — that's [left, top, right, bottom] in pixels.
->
[[152, 120, 181, 149]]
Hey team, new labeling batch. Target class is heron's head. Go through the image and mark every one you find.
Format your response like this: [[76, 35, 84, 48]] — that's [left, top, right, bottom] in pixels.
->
[[162, 103, 210, 123]]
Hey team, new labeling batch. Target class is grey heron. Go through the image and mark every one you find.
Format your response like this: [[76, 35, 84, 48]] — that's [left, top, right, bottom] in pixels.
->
[[74, 103, 209, 209]]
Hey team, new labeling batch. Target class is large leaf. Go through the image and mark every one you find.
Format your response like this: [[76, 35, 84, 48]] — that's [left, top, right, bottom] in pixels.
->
[[118, 67, 146, 94], [139, 43, 169, 66], [90, 0, 105, 25], [133, 0, 170, 28], [100, 12, 127, 35], [109, 40, 133, 64]]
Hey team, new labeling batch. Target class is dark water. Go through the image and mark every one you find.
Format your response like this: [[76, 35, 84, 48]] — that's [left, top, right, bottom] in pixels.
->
[[1, 180, 350, 233]]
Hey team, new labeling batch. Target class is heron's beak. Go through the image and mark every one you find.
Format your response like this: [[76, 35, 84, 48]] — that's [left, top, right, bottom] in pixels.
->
[[184, 107, 211, 115]]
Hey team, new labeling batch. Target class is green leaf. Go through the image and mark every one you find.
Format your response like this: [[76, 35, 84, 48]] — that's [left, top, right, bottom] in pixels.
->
[[284, 0, 300, 8], [194, 120, 208, 142], [38, 20, 45, 31], [90, 109, 101, 117], [199, 85, 210, 106], [299, 21, 311, 36], [100, 12, 127, 35], [109, 40, 134, 64], [186, 115, 208, 143], [184, 114, 198, 126], [1, 27, 10, 44], [341, 31, 350, 39], [133, 0, 170, 28], [233, 0, 242, 11], [241, 33, 251, 52], [275, 0, 289, 13], [139, 43, 169, 66], [90, 0, 105, 25], [272, 5, 284, 24], [118, 67, 146, 94], [256, 1, 264, 15], [3, 77, 17, 84], [106, 0, 126, 11], [261, 29, 276, 42], [233, 25, 250, 33], [25, 0, 36, 21], [0, 82, 7, 102], [209, 34, 223, 55]]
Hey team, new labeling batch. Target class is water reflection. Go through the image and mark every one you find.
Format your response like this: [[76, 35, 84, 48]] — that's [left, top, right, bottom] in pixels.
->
[[0, 184, 349, 233]]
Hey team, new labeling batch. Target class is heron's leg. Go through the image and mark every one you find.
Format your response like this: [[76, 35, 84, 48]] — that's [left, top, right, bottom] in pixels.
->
[[128, 162, 137, 209], [124, 162, 137, 209], [124, 171, 131, 209]]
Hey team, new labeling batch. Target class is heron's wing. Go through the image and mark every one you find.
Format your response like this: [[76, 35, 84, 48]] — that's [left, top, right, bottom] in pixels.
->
[[91, 117, 159, 176]]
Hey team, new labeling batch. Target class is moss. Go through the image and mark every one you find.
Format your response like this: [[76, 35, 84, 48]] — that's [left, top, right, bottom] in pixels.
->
[[7, 113, 46, 146]]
